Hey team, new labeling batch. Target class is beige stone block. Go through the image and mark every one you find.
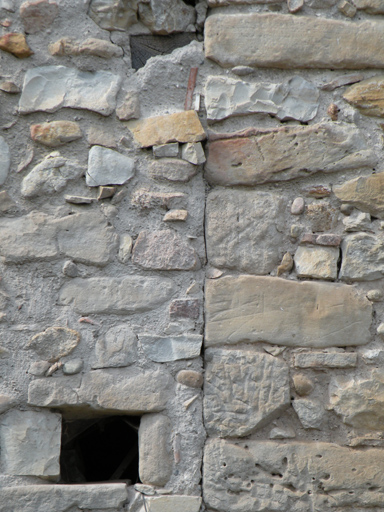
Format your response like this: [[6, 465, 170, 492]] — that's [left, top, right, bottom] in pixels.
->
[[30, 121, 82, 147], [139, 414, 172, 486], [343, 76, 384, 116], [294, 246, 339, 280], [334, 172, 384, 218]]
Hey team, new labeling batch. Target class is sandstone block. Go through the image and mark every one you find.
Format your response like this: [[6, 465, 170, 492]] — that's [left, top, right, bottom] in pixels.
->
[[30, 121, 82, 147], [204, 349, 290, 437], [93, 324, 138, 369], [20, 0, 58, 34], [205, 13, 384, 69], [140, 334, 202, 362], [206, 189, 285, 274], [177, 370, 204, 388], [205, 122, 375, 186], [139, 414, 172, 486], [294, 352, 357, 368], [132, 230, 199, 270], [340, 233, 384, 281], [163, 209, 188, 222], [19, 65, 121, 116], [86, 145, 135, 186], [59, 276, 175, 314], [343, 76, 384, 116], [128, 111, 206, 148], [294, 246, 339, 280], [49, 37, 123, 58], [26, 326, 80, 362], [0, 410, 61, 478], [0, 32, 32, 58], [149, 158, 198, 183], [353, 0, 384, 14], [0, 136, 10, 185], [205, 276, 372, 348], [334, 172, 384, 219], [142, 496, 202, 512]]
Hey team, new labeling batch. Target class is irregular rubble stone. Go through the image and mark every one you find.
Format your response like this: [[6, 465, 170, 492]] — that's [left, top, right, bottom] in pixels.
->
[[30, 121, 82, 147], [205, 76, 319, 122], [181, 142, 205, 165], [353, 0, 384, 14], [93, 324, 138, 369], [291, 197, 305, 215], [276, 252, 293, 276], [0, 0, 14, 10], [118, 234, 133, 263], [330, 370, 384, 429], [19, 65, 121, 116], [20, 0, 58, 34], [0, 410, 61, 478], [288, 0, 304, 11], [139, 334, 202, 362], [343, 211, 371, 231], [294, 246, 339, 280], [294, 352, 358, 368], [344, 76, 384, 116], [88, 0, 138, 30], [0, 32, 33, 58], [0, 395, 14, 414], [29, 360, 50, 376], [304, 185, 331, 198], [0, 484, 128, 512], [163, 209, 188, 222], [169, 298, 200, 319], [177, 370, 204, 388], [205, 276, 372, 347], [116, 91, 140, 121], [139, 414, 172, 486], [62, 358, 83, 375], [49, 37, 123, 58], [128, 111, 206, 148], [59, 276, 175, 314], [367, 289, 383, 301], [149, 158, 198, 182], [338, 0, 357, 16], [206, 189, 285, 274], [142, 496, 202, 512], [153, 142, 179, 158], [0, 136, 10, 185], [98, 186, 116, 200], [204, 438, 384, 512], [205, 123, 375, 186], [131, 189, 186, 209], [269, 426, 296, 439], [0, 80, 19, 93], [340, 233, 384, 281], [334, 172, 384, 219], [208, 0, 284, 4], [292, 374, 314, 396], [204, 349, 290, 437], [132, 230, 199, 270], [64, 195, 94, 204], [86, 146, 135, 186], [205, 13, 384, 69], [138, 0, 195, 34], [322, 73, 364, 91], [293, 399, 325, 429], [26, 326, 80, 362], [306, 0, 337, 6], [306, 203, 336, 232], [21, 152, 83, 198]]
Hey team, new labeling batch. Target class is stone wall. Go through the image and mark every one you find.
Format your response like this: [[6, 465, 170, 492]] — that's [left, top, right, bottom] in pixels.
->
[[0, 0, 384, 511]]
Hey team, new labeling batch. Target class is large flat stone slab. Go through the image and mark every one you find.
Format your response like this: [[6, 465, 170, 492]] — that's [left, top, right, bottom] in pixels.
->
[[205, 13, 384, 69], [59, 276, 175, 314], [204, 438, 384, 512], [205, 276, 372, 348], [206, 189, 285, 274], [205, 123, 375, 186], [204, 349, 289, 437], [334, 172, 384, 219]]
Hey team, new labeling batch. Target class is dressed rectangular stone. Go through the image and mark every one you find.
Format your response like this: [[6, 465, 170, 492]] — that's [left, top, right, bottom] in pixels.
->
[[205, 123, 375, 186], [294, 246, 339, 280], [205, 13, 384, 69], [294, 352, 358, 368], [340, 233, 384, 281], [139, 334, 202, 362], [139, 414, 172, 486], [205, 276, 372, 348], [142, 496, 202, 512]]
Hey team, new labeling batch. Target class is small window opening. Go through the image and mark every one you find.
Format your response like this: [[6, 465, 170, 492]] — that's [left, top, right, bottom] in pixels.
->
[[60, 416, 140, 484]]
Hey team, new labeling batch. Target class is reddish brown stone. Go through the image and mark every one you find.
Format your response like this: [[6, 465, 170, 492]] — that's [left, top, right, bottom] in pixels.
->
[[306, 203, 336, 232], [20, 0, 58, 34], [300, 233, 317, 245], [170, 299, 200, 319], [0, 33, 33, 58], [316, 234, 342, 247], [303, 185, 331, 198]]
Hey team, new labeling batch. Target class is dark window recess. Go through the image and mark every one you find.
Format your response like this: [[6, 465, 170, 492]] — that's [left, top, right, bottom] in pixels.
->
[[60, 416, 140, 484], [130, 33, 196, 70]]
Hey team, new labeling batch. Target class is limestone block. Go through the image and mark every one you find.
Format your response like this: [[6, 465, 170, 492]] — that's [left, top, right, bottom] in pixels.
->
[[0, 32, 33, 58], [149, 158, 198, 183], [344, 76, 384, 116], [353, 0, 384, 12], [334, 172, 384, 219], [205, 123, 375, 186], [205, 276, 372, 348], [20, 0, 58, 34], [116, 91, 140, 121], [131, 189, 186, 209], [28, 376, 81, 408], [340, 233, 384, 281], [143, 496, 202, 512], [88, 0, 138, 30], [139, 334, 202, 362], [292, 399, 325, 429], [153, 143, 179, 158], [93, 324, 138, 368], [128, 111, 206, 148], [138, 0, 195, 34], [86, 146, 135, 186], [19, 65, 121, 116], [30, 121, 82, 147], [204, 349, 290, 437], [118, 234, 133, 263], [0, 484, 128, 512], [59, 276, 175, 314], [294, 246, 339, 280], [343, 211, 371, 232], [0, 136, 10, 185], [206, 189, 285, 274], [205, 75, 319, 122], [294, 352, 358, 368], [26, 326, 80, 362], [0, 410, 61, 478], [204, 438, 384, 512], [139, 414, 172, 486], [205, 13, 384, 69], [181, 142, 206, 164]]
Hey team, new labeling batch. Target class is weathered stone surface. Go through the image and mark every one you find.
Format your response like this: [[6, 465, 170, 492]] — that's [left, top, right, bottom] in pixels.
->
[[142, 496, 202, 512], [62, 358, 83, 375], [181, 142, 206, 165], [19, 65, 121, 116], [306, 203, 336, 232], [367, 289, 383, 301], [0, 484, 128, 512], [86, 146, 135, 186], [169, 298, 200, 319], [49, 37, 123, 58], [343, 210, 371, 231], [88, 0, 138, 30], [343, 76, 384, 116], [204, 438, 384, 512], [21, 152, 83, 198], [269, 426, 296, 439], [0, 410, 61, 478], [291, 197, 305, 215], [139, 414, 172, 486], [128, 111, 206, 148], [116, 91, 140, 121], [138, 0, 195, 34], [205, 76, 319, 122], [163, 209, 188, 222], [0, 0, 14, 10], [340, 233, 384, 281], [153, 142, 179, 158], [29, 360, 50, 376], [30, 121, 82, 147], [140, 334, 202, 362], [294, 352, 357, 368], [204, 349, 290, 437], [277, 252, 293, 276], [0, 136, 10, 185], [149, 158, 198, 183], [293, 374, 314, 396], [338, 0, 357, 16], [205, 123, 374, 186], [0, 32, 33, 58], [288, 0, 304, 11], [206, 189, 285, 274], [177, 370, 203, 388], [354, 0, 384, 14], [118, 234, 133, 263], [334, 172, 384, 219], [294, 246, 339, 280], [330, 370, 384, 429], [293, 399, 325, 429], [208, 0, 284, 4], [132, 189, 186, 209], [0, 80, 19, 93], [205, 276, 372, 347], [26, 326, 80, 362], [132, 230, 199, 270], [20, 0, 58, 34], [205, 13, 384, 69], [93, 324, 137, 368], [59, 276, 175, 314]]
